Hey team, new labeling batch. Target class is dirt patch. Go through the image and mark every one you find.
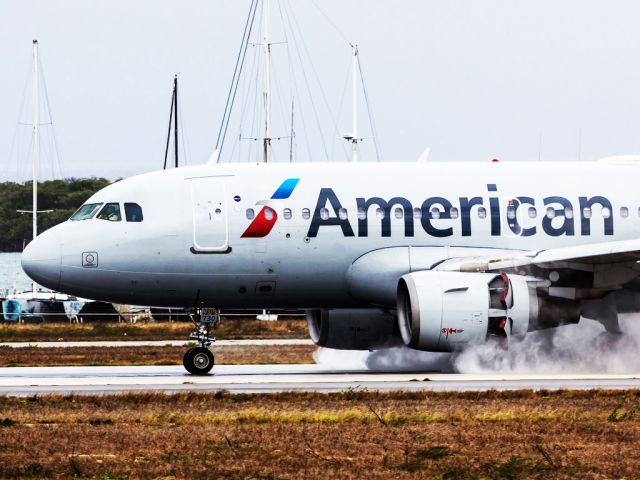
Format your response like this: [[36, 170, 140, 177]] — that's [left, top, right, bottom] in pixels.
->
[[0, 390, 638, 478], [0, 318, 307, 342], [0, 344, 315, 367]]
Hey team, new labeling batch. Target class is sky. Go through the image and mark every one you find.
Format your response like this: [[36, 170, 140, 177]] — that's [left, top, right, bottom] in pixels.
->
[[1, 0, 640, 181]]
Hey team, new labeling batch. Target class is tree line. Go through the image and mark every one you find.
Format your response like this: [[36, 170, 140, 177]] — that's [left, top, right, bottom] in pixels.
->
[[0, 178, 113, 251]]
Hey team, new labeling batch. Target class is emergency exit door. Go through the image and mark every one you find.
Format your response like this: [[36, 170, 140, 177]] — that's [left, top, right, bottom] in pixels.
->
[[191, 178, 229, 252]]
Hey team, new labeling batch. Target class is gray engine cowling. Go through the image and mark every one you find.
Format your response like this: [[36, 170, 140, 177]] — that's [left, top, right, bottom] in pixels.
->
[[306, 308, 400, 350], [396, 271, 535, 352]]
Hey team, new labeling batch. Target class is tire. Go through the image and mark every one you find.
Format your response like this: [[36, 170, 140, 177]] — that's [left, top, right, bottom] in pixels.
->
[[182, 347, 196, 372], [183, 347, 214, 375]]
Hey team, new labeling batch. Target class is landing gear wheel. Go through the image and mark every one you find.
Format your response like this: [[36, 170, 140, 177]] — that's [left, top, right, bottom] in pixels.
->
[[183, 347, 196, 371], [184, 308, 219, 374], [183, 347, 214, 375]]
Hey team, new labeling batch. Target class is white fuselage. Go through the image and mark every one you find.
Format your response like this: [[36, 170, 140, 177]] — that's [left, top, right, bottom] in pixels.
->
[[21, 161, 635, 308]]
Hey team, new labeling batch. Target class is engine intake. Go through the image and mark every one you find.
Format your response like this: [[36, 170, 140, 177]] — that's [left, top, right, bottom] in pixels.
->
[[397, 271, 542, 352]]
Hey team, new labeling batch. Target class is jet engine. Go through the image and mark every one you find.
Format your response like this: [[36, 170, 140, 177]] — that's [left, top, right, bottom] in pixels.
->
[[306, 308, 400, 350], [396, 271, 580, 352]]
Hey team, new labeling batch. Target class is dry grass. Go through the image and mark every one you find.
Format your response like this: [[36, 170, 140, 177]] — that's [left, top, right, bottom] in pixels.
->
[[0, 389, 639, 478], [0, 318, 307, 342], [0, 344, 315, 367]]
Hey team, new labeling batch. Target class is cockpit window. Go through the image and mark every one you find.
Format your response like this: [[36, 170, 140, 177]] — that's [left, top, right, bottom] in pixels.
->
[[124, 203, 143, 222], [96, 203, 122, 221], [70, 203, 103, 221]]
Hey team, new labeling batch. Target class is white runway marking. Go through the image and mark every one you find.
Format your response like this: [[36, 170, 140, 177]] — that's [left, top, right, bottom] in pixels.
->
[[1, 364, 640, 395]]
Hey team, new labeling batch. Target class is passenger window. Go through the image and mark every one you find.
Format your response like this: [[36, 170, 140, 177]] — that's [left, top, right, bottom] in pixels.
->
[[283, 208, 292, 220], [394, 208, 403, 219], [70, 203, 103, 221], [583, 207, 592, 219], [621, 207, 629, 218], [124, 203, 143, 222], [506, 205, 516, 220], [375, 208, 385, 219], [565, 207, 573, 219], [246, 208, 255, 220], [450, 207, 459, 219], [97, 203, 122, 222], [413, 208, 422, 219], [602, 207, 611, 219], [264, 207, 274, 221], [430, 208, 440, 219], [546, 207, 555, 219], [528, 207, 537, 219], [302, 208, 310, 220], [320, 208, 329, 220], [357, 207, 366, 220], [477, 207, 487, 219], [339, 208, 348, 220]]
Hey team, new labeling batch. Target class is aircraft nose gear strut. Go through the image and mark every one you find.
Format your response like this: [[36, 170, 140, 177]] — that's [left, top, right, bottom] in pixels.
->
[[183, 308, 219, 375]]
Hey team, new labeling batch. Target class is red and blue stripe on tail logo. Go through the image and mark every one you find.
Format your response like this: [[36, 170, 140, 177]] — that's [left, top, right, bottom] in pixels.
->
[[241, 178, 299, 238]]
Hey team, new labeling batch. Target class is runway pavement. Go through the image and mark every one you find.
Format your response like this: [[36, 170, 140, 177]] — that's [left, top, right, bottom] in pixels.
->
[[0, 339, 313, 348], [1, 363, 640, 395]]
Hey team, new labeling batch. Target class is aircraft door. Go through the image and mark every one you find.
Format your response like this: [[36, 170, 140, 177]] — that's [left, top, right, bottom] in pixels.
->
[[191, 178, 229, 252]]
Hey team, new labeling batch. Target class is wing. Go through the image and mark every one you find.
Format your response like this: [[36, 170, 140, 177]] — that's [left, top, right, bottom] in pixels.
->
[[433, 238, 640, 270], [435, 239, 640, 292], [429, 239, 640, 333], [529, 239, 640, 266], [346, 241, 640, 307]]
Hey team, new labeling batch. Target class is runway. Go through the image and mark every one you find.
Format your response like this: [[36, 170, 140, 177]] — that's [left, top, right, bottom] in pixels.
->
[[1, 364, 640, 395], [0, 339, 313, 348]]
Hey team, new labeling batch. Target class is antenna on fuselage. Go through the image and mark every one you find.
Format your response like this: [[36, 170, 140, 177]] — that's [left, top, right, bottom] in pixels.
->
[[206, 150, 220, 165], [416, 148, 431, 163], [538, 132, 543, 162]]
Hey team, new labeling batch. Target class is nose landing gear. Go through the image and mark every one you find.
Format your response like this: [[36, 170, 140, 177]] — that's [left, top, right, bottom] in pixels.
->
[[183, 347, 214, 375], [183, 308, 219, 375]]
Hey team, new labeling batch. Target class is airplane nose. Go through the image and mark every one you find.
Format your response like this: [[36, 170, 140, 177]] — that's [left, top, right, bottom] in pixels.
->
[[21, 230, 61, 291]]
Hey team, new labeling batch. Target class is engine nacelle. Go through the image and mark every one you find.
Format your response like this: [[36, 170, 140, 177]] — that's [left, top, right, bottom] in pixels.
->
[[306, 308, 400, 350], [397, 271, 537, 352]]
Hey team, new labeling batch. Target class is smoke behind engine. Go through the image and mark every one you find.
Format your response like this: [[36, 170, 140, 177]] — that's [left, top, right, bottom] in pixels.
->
[[315, 315, 640, 374]]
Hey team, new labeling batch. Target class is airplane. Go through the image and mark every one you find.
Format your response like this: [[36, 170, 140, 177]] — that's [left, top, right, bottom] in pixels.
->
[[21, 155, 640, 374]]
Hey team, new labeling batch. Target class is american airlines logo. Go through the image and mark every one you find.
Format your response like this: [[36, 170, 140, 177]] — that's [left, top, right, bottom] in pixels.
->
[[241, 178, 300, 238], [307, 184, 615, 238], [242, 181, 615, 239]]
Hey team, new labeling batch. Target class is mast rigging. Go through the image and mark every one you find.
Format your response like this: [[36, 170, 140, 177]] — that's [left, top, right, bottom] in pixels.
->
[[163, 75, 179, 169]]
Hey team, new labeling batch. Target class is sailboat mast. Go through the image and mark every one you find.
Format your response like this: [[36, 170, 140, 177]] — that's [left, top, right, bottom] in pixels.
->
[[351, 43, 359, 163], [173, 75, 178, 168], [32, 40, 39, 242], [290, 96, 294, 162], [262, 0, 271, 163], [31, 39, 40, 293]]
